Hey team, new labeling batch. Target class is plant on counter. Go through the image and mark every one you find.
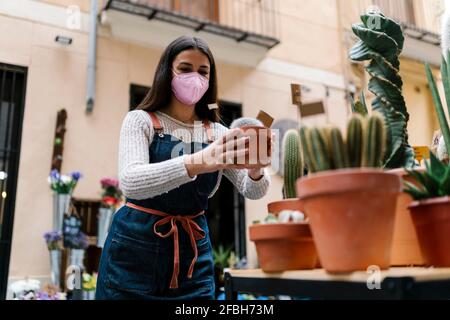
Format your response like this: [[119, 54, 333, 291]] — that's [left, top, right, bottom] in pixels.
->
[[404, 151, 450, 267], [426, 52, 450, 164], [283, 129, 303, 199], [300, 113, 386, 172], [349, 11, 415, 169], [296, 113, 401, 273]]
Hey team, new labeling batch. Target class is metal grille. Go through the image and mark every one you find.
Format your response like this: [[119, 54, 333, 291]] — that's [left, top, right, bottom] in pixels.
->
[[0, 63, 27, 299]]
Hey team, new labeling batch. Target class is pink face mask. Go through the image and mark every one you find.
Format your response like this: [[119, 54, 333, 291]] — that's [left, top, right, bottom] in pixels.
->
[[171, 71, 209, 106]]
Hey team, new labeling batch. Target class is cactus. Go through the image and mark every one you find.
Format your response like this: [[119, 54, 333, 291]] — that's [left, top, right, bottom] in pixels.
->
[[362, 112, 386, 167], [330, 127, 349, 169], [282, 130, 303, 199], [347, 115, 364, 167], [349, 11, 414, 169], [300, 114, 387, 172]]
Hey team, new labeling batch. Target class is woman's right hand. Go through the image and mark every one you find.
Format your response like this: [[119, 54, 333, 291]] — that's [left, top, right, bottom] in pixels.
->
[[184, 128, 250, 177]]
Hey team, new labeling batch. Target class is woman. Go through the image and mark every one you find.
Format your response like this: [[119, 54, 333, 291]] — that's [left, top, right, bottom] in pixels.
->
[[96, 36, 272, 300]]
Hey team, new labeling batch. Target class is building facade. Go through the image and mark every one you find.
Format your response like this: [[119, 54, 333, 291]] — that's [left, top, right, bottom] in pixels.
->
[[0, 0, 445, 296]]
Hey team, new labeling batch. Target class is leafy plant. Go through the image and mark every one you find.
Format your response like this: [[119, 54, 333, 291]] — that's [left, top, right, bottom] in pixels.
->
[[48, 169, 82, 195], [404, 152, 450, 201], [282, 130, 303, 199], [43, 230, 63, 251], [425, 52, 450, 162], [300, 113, 386, 173], [349, 11, 414, 169], [212, 245, 233, 269]]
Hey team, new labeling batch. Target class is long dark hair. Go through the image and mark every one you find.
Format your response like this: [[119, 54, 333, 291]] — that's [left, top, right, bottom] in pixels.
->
[[136, 36, 219, 122]]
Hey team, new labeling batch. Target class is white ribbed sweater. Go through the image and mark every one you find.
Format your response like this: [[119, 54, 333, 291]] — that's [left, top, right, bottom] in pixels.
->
[[118, 110, 271, 201]]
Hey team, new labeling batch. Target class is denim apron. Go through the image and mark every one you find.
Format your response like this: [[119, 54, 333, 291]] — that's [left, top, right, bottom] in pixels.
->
[[96, 111, 219, 300]]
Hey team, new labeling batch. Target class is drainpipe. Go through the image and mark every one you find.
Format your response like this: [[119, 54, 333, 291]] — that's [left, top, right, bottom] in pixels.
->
[[86, 0, 98, 113]]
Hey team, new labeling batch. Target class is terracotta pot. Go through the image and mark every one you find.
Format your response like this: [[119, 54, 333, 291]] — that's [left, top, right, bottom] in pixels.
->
[[389, 169, 424, 266], [267, 199, 304, 215], [409, 197, 450, 267], [240, 126, 271, 168], [296, 169, 401, 273], [250, 222, 317, 272]]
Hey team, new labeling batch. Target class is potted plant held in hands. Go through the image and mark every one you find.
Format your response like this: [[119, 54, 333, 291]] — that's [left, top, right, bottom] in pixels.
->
[[249, 130, 318, 272], [297, 113, 401, 273]]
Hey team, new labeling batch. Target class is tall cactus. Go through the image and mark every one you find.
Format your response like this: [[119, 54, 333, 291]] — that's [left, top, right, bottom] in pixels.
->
[[349, 11, 414, 169], [301, 114, 387, 172], [282, 130, 303, 199]]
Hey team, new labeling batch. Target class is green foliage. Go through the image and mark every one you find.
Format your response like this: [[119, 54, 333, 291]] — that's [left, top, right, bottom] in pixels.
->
[[349, 12, 414, 169], [404, 152, 450, 201], [212, 245, 233, 268], [425, 53, 450, 160], [301, 113, 387, 173], [282, 130, 303, 199]]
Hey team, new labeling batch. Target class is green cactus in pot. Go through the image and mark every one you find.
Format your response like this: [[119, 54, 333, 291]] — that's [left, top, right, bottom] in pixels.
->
[[282, 129, 303, 199], [301, 113, 387, 173]]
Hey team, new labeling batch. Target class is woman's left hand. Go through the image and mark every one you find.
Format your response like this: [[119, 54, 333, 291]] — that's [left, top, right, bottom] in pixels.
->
[[248, 131, 275, 180]]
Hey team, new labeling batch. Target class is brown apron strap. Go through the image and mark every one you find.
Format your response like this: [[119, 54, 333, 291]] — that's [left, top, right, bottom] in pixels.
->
[[147, 111, 163, 131]]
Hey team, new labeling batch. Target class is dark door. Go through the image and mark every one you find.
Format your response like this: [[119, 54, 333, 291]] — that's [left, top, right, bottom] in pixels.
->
[[0, 63, 27, 299]]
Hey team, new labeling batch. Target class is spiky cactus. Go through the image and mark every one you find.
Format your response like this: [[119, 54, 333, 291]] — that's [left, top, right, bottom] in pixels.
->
[[282, 130, 303, 199], [301, 113, 387, 173], [349, 11, 414, 169], [362, 113, 386, 167], [347, 115, 364, 167]]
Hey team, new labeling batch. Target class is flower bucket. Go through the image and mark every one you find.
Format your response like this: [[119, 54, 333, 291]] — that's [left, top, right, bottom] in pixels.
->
[[70, 249, 85, 270], [53, 193, 71, 232], [97, 207, 115, 248], [82, 290, 96, 300], [297, 169, 401, 273], [49, 250, 62, 287]]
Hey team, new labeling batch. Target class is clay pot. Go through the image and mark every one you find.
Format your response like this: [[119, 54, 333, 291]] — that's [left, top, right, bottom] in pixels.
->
[[409, 197, 450, 267], [240, 126, 271, 168], [250, 199, 317, 272], [296, 169, 401, 273], [249, 222, 317, 272], [267, 199, 304, 215], [389, 169, 424, 266]]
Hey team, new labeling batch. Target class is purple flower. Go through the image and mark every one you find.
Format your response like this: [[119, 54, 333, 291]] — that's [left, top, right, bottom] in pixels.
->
[[68, 232, 89, 249], [50, 169, 60, 181], [70, 171, 82, 181]]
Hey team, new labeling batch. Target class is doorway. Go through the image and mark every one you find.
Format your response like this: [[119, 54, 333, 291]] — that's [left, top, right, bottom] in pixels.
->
[[0, 63, 27, 299]]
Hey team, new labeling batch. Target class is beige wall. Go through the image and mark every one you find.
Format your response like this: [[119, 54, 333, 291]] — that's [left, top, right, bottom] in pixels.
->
[[1, 0, 441, 282]]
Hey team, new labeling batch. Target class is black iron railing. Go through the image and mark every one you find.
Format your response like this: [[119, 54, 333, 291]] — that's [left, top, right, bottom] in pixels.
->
[[105, 0, 280, 48]]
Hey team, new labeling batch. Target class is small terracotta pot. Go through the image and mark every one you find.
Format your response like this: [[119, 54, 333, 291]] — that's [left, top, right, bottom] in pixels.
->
[[409, 197, 450, 267], [250, 222, 317, 272], [267, 199, 304, 215], [296, 169, 401, 273], [389, 168, 424, 266], [240, 126, 271, 168]]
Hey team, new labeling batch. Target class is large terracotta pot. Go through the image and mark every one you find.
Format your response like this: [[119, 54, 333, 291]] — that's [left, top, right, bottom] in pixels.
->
[[240, 126, 271, 168], [296, 169, 401, 273], [389, 169, 424, 266], [249, 199, 317, 272], [409, 197, 450, 267]]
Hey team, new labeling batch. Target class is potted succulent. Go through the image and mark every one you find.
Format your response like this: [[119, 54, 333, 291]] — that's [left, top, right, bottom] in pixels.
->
[[404, 152, 450, 267], [349, 11, 421, 266], [402, 51, 450, 267], [296, 113, 401, 273], [249, 129, 318, 272]]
